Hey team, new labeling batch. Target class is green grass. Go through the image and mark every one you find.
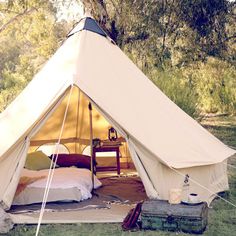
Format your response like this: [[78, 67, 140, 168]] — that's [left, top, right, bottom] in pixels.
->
[[6, 116, 236, 236], [201, 115, 236, 149]]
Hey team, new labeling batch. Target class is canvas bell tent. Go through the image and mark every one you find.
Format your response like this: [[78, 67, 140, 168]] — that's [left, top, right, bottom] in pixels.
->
[[0, 17, 235, 211]]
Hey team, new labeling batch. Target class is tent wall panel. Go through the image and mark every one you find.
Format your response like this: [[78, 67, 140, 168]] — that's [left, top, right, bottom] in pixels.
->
[[0, 139, 29, 209]]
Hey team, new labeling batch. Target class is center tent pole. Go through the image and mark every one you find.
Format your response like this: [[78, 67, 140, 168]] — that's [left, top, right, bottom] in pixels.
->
[[88, 102, 95, 190]]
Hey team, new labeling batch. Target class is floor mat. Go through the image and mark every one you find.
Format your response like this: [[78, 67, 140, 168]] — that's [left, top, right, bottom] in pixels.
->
[[9, 204, 135, 223], [97, 175, 147, 203], [8, 175, 147, 223]]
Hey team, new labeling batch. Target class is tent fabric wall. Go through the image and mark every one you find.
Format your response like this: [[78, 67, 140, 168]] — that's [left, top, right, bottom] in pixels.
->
[[0, 33, 82, 209], [87, 101, 160, 199], [31, 87, 112, 153], [0, 140, 29, 209], [160, 161, 228, 204], [129, 137, 229, 205], [30, 87, 130, 167], [74, 29, 235, 169], [0, 33, 81, 159], [1, 90, 69, 209], [0, 17, 235, 209]]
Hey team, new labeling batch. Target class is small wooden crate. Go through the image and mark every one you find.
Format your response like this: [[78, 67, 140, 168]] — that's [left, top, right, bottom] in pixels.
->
[[141, 200, 208, 234]]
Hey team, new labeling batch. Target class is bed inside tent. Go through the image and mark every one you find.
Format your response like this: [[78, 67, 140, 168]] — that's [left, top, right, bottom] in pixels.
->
[[8, 86, 147, 224]]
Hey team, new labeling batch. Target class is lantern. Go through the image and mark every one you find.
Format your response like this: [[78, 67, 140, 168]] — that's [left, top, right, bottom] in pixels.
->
[[108, 127, 118, 141]]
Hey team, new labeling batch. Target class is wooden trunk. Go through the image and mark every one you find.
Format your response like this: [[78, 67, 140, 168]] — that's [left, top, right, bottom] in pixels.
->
[[141, 200, 208, 234]]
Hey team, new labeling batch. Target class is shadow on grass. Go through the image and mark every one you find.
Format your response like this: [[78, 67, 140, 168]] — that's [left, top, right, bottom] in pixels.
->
[[202, 124, 236, 149]]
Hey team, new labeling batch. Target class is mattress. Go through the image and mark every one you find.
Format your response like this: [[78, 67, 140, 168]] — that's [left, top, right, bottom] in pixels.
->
[[13, 167, 102, 205]]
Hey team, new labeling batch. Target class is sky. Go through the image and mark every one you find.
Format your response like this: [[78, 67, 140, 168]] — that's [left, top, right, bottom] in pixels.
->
[[55, 0, 84, 22]]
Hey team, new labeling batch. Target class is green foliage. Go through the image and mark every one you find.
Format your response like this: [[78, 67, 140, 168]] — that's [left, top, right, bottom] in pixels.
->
[[150, 68, 198, 117], [178, 0, 230, 59], [0, 0, 235, 117], [192, 58, 236, 114], [137, 57, 236, 118], [82, 0, 235, 117], [84, 0, 235, 66], [0, 0, 64, 111]]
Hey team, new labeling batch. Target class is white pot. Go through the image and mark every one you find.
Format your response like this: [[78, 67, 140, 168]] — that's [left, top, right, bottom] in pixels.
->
[[188, 193, 199, 203]]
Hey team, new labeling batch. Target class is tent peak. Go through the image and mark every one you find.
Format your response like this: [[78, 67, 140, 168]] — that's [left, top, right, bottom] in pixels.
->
[[67, 17, 107, 38]]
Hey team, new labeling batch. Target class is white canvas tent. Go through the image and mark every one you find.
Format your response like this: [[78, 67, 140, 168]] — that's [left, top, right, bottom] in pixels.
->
[[0, 17, 235, 210]]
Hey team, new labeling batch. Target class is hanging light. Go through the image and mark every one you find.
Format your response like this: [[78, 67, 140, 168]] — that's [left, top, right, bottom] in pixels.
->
[[108, 127, 118, 141]]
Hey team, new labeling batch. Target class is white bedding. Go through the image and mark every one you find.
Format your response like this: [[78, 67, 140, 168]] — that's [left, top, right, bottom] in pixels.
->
[[13, 167, 102, 205]]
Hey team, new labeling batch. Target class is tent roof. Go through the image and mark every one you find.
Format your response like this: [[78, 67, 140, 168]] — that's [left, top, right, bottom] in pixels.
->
[[67, 17, 107, 38], [0, 17, 235, 169]]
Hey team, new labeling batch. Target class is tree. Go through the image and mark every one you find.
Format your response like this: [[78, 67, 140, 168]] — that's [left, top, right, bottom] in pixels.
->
[[0, 0, 235, 115], [0, 0, 66, 111]]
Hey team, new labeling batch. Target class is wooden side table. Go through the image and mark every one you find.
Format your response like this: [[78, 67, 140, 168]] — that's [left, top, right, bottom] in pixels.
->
[[93, 145, 120, 175]]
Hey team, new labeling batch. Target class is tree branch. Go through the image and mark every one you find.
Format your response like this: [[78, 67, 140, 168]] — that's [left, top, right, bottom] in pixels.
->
[[0, 8, 22, 14], [124, 32, 149, 44], [0, 7, 37, 34]]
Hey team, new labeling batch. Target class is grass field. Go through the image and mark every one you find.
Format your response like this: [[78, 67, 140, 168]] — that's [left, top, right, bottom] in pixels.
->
[[6, 116, 236, 236]]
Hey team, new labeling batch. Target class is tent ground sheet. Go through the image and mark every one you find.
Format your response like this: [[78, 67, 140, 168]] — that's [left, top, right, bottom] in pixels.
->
[[8, 174, 147, 224]]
